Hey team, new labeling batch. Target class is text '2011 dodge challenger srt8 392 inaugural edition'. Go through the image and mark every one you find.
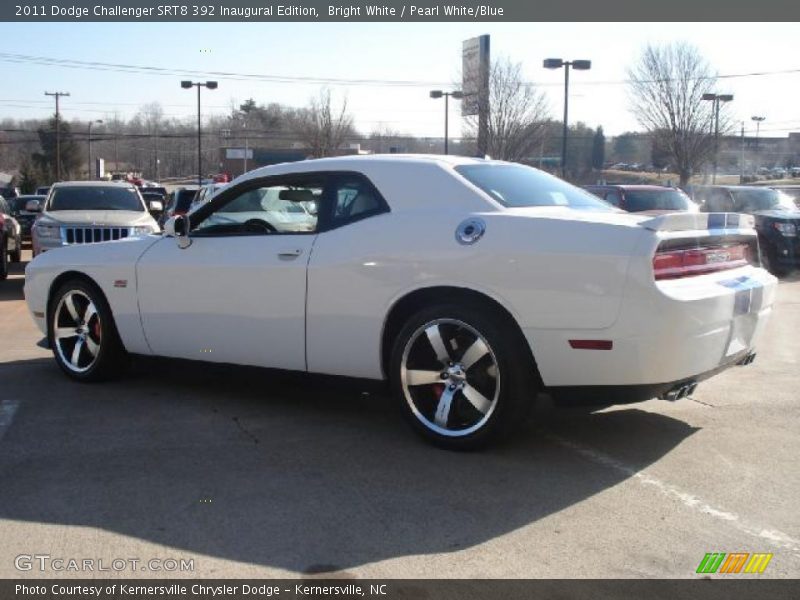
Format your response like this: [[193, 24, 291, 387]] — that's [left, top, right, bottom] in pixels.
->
[[24, 155, 777, 449]]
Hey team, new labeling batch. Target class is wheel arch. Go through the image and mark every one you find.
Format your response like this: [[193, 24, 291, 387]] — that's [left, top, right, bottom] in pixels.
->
[[46, 271, 119, 342], [380, 285, 542, 385]]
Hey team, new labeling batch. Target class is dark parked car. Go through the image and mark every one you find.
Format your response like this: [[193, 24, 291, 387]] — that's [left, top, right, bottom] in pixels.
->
[[141, 185, 168, 198], [8, 194, 45, 242], [583, 184, 698, 213], [770, 186, 800, 208], [695, 185, 799, 275], [0, 195, 23, 280], [158, 187, 197, 228]]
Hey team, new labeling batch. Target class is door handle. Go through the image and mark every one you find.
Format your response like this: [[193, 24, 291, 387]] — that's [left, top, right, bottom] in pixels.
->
[[278, 248, 303, 258]]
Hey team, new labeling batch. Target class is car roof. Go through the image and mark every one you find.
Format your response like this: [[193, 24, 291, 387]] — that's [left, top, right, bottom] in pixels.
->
[[241, 153, 493, 181], [586, 184, 674, 191], [51, 181, 137, 189], [700, 185, 770, 191]]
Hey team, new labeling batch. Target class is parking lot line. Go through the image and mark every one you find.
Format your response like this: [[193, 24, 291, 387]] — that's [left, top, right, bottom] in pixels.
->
[[547, 433, 800, 557], [0, 399, 20, 442]]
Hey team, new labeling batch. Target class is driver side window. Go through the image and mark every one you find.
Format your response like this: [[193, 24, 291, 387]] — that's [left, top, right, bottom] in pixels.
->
[[192, 179, 322, 236]]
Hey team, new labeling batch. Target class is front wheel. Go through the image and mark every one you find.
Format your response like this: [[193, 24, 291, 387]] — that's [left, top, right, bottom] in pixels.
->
[[10, 235, 21, 263], [48, 279, 128, 381], [390, 304, 538, 450]]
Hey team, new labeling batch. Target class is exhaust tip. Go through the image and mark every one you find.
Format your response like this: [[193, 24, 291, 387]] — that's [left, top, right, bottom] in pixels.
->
[[659, 381, 698, 401]]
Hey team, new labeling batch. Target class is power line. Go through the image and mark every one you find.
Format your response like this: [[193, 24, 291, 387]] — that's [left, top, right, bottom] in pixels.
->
[[2, 51, 799, 89]]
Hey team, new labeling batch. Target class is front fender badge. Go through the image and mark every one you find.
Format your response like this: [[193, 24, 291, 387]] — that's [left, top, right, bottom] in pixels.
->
[[113, 280, 128, 288], [455, 218, 486, 245]]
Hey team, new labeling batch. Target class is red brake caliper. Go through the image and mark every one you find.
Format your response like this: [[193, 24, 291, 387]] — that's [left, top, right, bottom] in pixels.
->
[[432, 383, 445, 400], [91, 318, 101, 340]]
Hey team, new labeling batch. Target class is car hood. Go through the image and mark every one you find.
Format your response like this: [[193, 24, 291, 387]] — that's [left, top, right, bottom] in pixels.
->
[[41, 210, 156, 227]]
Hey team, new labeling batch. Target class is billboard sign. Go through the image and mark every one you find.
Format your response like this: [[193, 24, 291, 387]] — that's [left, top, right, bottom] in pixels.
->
[[225, 148, 254, 160], [462, 34, 490, 117]]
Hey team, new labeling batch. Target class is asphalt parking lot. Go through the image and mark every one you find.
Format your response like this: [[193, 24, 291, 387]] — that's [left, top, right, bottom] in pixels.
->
[[0, 249, 798, 579]]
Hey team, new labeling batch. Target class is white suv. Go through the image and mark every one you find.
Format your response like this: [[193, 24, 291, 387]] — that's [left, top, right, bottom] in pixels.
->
[[31, 182, 161, 257]]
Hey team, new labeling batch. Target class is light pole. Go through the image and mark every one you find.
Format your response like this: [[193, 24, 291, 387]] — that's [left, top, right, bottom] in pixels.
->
[[751, 115, 765, 153], [543, 58, 591, 179], [181, 80, 218, 188], [429, 90, 464, 155], [702, 93, 733, 184], [87, 119, 102, 180]]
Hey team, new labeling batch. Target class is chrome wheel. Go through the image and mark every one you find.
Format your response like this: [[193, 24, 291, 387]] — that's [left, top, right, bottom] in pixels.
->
[[52, 290, 102, 373], [400, 318, 500, 437]]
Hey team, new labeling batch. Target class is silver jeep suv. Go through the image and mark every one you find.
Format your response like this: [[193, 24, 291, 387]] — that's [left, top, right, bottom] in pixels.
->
[[31, 182, 161, 257]]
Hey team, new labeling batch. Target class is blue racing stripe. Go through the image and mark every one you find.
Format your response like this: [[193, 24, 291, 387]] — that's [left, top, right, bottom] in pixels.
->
[[719, 276, 764, 316], [707, 213, 726, 230]]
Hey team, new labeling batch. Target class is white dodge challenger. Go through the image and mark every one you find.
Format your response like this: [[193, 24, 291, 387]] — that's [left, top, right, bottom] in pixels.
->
[[24, 155, 777, 448]]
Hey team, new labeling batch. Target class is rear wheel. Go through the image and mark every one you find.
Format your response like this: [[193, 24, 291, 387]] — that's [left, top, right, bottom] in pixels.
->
[[390, 303, 537, 450], [48, 279, 128, 381]]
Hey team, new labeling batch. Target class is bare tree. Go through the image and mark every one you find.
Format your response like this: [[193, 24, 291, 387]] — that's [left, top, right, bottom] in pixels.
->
[[464, 57, 549, 162], [628, 42, 725, 186], [296, 89, 354, 158]]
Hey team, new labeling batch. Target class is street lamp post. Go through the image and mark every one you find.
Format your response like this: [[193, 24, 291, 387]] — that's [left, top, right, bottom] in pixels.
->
[[181, 80, 218, 188], [543, 58, 591, 179], [87, 119, 102, 180], [751, 115, 765, 152], [429, 90, 464, 155], [702, 93, 734, 184]]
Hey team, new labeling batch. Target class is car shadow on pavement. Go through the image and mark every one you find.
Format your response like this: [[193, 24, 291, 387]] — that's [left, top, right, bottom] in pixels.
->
[[0, 356, 699, 575], [0, 259, 27, 302]]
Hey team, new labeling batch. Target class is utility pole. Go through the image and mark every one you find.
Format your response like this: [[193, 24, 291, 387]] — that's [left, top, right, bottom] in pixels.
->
[[740, 122, 745, 184], [87, 119, 102, 180], [243, 122, 248, 174], [45, 91, 70, 181]]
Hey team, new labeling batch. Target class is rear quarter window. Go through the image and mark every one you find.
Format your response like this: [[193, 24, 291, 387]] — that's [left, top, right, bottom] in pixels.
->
[[456, 164, 613, 210]]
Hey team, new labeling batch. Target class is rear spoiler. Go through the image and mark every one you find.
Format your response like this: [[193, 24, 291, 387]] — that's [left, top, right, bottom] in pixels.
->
[[639, 212, 755, 233]]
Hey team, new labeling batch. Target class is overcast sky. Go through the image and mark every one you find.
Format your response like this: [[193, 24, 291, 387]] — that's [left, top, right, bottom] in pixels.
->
[[0, 22, 798, 139]]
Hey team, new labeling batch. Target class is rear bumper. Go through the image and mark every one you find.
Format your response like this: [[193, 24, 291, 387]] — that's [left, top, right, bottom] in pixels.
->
[[548, 348, 754, 406], [524, 265, 777, 390]]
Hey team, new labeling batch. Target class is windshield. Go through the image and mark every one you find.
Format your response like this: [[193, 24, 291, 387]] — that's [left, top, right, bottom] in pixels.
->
[[48, 186, 144, 212], [623, 189, 694, 212], [731, 188, 798, 212], [10, 196, 44, 212], [455, 164, 614, 210]]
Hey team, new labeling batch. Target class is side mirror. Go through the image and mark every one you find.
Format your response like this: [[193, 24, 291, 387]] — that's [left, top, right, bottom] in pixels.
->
[[166, 215, 192, 249], [148, 199, 164, 214], [25, 199, 43, 212]]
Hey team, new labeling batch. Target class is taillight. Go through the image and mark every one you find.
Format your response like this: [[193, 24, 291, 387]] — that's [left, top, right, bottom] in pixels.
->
[[653, 243, 751, 280]]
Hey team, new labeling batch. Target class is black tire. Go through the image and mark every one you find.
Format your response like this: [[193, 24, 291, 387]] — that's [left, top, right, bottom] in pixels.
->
[[762, 242, 788, 277], [10, 236, 21, 263], [47, 278, 128, 382], [0, 238, 8, 281], [389, 303, 538, 450]]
